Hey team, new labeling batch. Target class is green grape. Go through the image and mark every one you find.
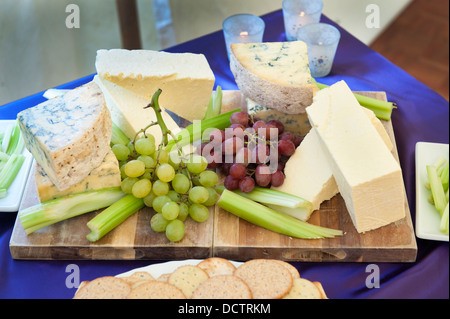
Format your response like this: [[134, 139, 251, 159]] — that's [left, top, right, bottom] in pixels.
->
[[188, 186, 209, 204], [112, 144, 130, 161], [189, 203, 210, 223], [135, 135, 156, 155], [191, 174, 202, 186], [165, 219, 185, 242], [153, 148, 169, 163], [186, 155, 208, 174], [203, 187, 219, 207], [199, 170, 219, 188], [178, 202, 189, 221], [152, 195, 172, 214], [150, 213, 170, 232], [168, 153, 181, 170], [127, 141, 136, 154], [156, 163, 176, 182], [124, 160, 146, 178], [119, 162, 127, 179], [172, 173, 191, 194], [162, 201, 180, 221], [152, 180, 170, 196], [137, 155, 155, 169], [167, 190, 182, 202], [132, 178, 152, 198], [121, 177, 139, 194], [141, 169, 153, 180], [143, 191, 157, 207]]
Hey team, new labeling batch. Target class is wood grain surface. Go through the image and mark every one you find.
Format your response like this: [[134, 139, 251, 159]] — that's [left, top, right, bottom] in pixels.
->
[[9, 91, 417, 262]]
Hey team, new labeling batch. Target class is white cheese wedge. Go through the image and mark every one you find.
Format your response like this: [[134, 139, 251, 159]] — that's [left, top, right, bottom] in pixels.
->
[[230, 41, 319, 114], [272, 107, 394, 218], [35, 150, 121, 202], [17, 81, 112, 191], [306, 81, 405, 233], [95, 49, 215, 122], [94, 75, 180, 145]]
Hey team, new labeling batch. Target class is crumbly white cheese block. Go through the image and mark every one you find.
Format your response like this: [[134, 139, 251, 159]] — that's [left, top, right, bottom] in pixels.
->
[[35, 150, 121, 202], [17, 81, 112, 191], [246, 98, 310, 137], [95, 49, 215, 122], [306, 81, 405, 233], [230, 41, 319, 115], [94, 75, 180, 145]]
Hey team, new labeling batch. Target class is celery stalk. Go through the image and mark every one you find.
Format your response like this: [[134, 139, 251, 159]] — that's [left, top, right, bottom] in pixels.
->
[[19, 187, 126, 234], [217, 189, 342, 239], [203, 86, 223, 120], [0, 154, 25, 190], [427, 165, 447, 215], [313, 80, 396, 120], [86, 194, 144, 242], [111, 122, 131, 146], [440, 202, 449, 235]]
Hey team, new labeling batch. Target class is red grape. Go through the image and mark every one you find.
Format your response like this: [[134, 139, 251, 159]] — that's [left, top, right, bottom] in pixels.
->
[[278, 139, 296, 157], [252, 120, 266, 132], [258, 124, 278, 140], [292, 135, 304, 147], [235, 147, 251, 166], [229, 163, 247, 180], [280, 131, 295, 143], [222, 137, 244, 155], [255, 164, 271, 187], [230, 111, 250, 127], [270, 170, 285, 187], [224, 175, 240, 191], [239, 176, 255, 193], [209, 129, 225, 145], [252, 144, 269, 164], [225, 124, 245, 140], [266, 120, 285, 135]]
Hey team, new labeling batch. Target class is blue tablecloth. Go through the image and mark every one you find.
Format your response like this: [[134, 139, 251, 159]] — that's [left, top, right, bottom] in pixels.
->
[[0, 11, 448, 299]]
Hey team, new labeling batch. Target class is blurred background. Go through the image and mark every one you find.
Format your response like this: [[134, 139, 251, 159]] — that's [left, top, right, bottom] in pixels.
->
[[0, 0, 448, 106]]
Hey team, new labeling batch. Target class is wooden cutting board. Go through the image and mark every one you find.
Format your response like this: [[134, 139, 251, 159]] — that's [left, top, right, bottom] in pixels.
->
[[9, 91, 417, 262]]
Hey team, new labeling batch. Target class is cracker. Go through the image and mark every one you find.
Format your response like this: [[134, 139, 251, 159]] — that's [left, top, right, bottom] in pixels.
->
[[270, 260, 300, 280], [157, 273, 170, 282], [192, 275, 252, 299], [168, 265, 209, 298], [313, 281, 328, 299], [122, 271, 155, 285], [282, 278, 322, 299], [126, 281, 186, 299], [234, 259, 293, 299], [73, 276, 131, 299], [198, 257, 237, 277]]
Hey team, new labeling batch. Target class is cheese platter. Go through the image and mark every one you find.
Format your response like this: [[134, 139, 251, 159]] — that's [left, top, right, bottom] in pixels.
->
[[9, 44, 417, 262]]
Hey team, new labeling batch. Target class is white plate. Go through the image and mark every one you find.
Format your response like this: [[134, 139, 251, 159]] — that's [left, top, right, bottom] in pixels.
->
[[415, 142, 449, 241], [116, 259, 243, 279], [0, 120, 33, 212]]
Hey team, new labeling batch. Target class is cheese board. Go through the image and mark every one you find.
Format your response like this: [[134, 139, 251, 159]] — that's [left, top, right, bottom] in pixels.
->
[[9, 90, 417, 262]]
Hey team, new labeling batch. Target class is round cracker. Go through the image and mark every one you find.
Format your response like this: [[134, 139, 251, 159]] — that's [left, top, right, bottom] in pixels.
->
[[122, 271, 155, 285], [270, 259, 300, 280], [168, 265, 209, 298], [283, 278, 322, 299], [157, 273, 171, 282], [73, 276, 131, 299], [126, 281, 186, 299], [234, 259, 293, 299], [192, 275, 252, 299], [198, 257, 237, 277]]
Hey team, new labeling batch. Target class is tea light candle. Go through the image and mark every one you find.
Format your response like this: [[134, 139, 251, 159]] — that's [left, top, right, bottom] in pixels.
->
[[223, 14, 265, 59], [282, 0, 323, 41]]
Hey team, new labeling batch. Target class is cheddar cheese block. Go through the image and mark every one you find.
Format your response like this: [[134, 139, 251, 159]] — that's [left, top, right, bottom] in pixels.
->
[[95, 49, 215, 122], [35, 150, 121, 202], [230, 41, 319, 115], [17, 81, 112, 191], [306, 81, 405, 233], [272, 107, 394, 216], [94, 75, 181, 145]]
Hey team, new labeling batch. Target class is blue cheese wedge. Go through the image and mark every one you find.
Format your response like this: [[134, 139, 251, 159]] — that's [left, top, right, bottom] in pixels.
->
[[230, 41, 319, 114], [17, 81, 112, 191], [35, 150, 121, 202], [95, 49, 215, 122], [306, 81, 405, 233]]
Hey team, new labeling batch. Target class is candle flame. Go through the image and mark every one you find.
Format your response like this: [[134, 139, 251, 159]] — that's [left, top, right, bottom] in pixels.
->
[[299, 11, 305, 17], [240, 31, 249, 36]]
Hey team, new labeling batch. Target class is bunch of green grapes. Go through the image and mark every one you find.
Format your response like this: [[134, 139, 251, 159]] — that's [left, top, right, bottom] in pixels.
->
[[111, 133, 219, 243]]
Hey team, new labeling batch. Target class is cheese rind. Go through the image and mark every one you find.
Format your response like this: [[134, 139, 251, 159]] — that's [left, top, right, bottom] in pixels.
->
[[306, 81, 405, 233], [95, 49, 215, 122], [230, 41, 319, 114], [17, 81, 112, 191], [35, 150, 121, 202], [94, 75, 180, 145]]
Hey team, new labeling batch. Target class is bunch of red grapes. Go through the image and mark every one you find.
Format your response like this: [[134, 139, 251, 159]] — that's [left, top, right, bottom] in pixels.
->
[[198, 111, 303, 194]]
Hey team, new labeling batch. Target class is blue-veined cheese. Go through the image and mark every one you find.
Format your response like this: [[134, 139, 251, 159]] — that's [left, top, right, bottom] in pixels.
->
[[17, 81, 112, 191], [95, 49, 215, 122], [230, 41, 319, 114], [246, 98, 310, 137], [35, 150, 121, 202], [94, 75, 180, 145], [306, 81, 405, 233]]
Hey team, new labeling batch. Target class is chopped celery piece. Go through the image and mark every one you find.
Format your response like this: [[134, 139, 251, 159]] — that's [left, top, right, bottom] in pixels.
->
[[313, 80, 396, 120], [203, 86, 223, 120], [86, 194, 144, 242], [0, 154, 25, 190], [427, 165, 447, 215], [19, 187, 126, 234], [217, 189, 342, 239], [440, 202, 449, 235], [111, 122, 131, 146]]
